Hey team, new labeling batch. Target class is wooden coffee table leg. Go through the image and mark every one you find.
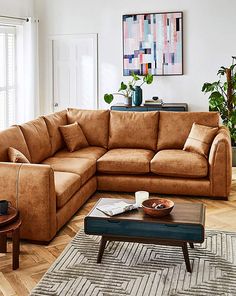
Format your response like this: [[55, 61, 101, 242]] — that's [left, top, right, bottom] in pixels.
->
[[0, 234, 7, 253], [97, 236, 107, 263], [189, 242, 194, 249], [182, 242, 192, 273], [12, 228, 20, 270]]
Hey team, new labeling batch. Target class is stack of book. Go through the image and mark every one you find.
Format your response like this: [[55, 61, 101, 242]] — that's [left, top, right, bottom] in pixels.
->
[[144, 98, 163, 107], [97, 201, 138, 216]]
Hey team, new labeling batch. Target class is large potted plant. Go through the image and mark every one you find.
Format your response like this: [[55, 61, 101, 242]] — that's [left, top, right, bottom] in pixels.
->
[[202, 56, 236, 165], [104, 72, 153, 106]]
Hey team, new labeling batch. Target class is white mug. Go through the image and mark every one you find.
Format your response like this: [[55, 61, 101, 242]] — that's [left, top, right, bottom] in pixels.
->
[[135, 191, 149, 207]]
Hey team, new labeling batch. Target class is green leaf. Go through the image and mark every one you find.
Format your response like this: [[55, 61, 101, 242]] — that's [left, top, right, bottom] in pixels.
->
[[144, 73, 153, 84], [104, 93, 114, 104], [230, 63, 236, 71], [208, 91, 225, 113], [230, 110, 236, 125], [209, 91, 224, 101], [118, 82, 127, 92], [131, 72, 140, 81], [202, 82, 217, 93], [232, 74, 236, 88], [232, 94, 236, 105], [223, 81, 228, 91], [217, 66, 226, 76], [202, 83, 212, 92]]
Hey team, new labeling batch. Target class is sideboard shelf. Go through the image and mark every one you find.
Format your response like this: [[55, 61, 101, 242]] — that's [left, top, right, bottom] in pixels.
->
[[111, 103, 188, 112]]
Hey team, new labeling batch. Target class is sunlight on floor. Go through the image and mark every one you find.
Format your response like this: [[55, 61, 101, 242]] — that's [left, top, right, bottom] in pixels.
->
[[229, 167, 236, 201]]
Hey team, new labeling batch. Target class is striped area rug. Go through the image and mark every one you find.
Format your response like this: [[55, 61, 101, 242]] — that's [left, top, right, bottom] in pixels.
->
[[31, 230, 236, 296]]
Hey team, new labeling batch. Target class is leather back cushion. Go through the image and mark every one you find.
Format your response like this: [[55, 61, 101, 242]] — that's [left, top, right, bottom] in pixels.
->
[[109, 111, 159, 150], [67, 109, 109, 148], [0, 126, 31, 162], [43, 110, 67, 155], [157, 111, 220, 150], [20, 117, 51, 163]]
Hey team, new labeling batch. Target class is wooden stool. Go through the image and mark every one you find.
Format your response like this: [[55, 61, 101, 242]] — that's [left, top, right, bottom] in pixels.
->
[[0, 207, 22, 270]]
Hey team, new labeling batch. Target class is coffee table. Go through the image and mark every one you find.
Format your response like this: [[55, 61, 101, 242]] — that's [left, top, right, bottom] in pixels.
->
[[84, 198, 205, 273]]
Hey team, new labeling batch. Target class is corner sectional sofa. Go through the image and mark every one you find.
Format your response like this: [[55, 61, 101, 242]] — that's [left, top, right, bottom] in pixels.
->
[[0, 109, 232, 242]]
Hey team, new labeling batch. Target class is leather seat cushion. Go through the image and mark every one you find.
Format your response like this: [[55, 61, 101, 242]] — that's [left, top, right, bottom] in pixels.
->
[[42, 157, 96, 185], [97, 148, 155, 174], [151, 150, 208, 178], [54, 172, 81, 208], [54, 146, 107, 161]]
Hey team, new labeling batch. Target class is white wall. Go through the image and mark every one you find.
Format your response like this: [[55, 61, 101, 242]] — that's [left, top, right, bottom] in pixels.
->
[[0, 0, 34, 18], [35, 0, 236, 113]]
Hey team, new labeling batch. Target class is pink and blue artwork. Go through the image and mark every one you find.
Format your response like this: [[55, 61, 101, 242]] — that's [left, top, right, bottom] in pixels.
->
[[123, 12, 183, 76]]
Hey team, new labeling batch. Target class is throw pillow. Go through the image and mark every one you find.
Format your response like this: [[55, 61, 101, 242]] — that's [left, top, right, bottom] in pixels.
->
[[8, 147, 30, 163], [59, 122, 89, 152], [183, 122, 218, 157]]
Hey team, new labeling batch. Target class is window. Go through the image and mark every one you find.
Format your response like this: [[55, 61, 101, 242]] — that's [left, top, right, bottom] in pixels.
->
[[0, 26, 16, 130]]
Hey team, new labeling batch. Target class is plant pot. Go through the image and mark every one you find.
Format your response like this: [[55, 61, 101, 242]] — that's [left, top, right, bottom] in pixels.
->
[[232, 146, 236, 167], [124, 96, 132, 106], [132, 86, 143, 106]]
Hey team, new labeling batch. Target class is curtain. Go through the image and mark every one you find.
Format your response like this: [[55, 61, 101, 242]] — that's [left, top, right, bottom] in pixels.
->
[[16, 17, 39, 123]]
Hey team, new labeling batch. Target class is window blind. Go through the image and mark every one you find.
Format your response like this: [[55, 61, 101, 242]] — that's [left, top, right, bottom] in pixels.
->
[[0, 26, 16, 130]]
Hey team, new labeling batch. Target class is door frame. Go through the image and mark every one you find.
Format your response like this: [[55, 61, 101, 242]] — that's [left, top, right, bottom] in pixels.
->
[[48, 33, 98, 112]]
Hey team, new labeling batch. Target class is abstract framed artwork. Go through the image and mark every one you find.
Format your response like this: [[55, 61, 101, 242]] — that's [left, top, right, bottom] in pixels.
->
[[123, 12, 183, 76]]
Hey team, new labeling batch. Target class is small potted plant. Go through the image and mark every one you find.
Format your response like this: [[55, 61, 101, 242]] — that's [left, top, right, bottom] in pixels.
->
[[202, 56, 236, 165], [104, 72, 153, 106]]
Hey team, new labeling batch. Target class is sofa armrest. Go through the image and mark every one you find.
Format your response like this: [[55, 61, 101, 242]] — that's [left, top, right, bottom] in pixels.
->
[[0, 162, 57, 242], [208, 126, 232, 198]]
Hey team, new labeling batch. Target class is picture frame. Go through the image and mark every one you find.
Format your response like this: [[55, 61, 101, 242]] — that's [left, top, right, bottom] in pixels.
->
[[123, 12, 183, 76]]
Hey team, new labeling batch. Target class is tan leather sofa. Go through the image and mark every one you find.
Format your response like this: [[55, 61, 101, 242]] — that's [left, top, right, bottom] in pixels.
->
[[0, 109, 232, 242]]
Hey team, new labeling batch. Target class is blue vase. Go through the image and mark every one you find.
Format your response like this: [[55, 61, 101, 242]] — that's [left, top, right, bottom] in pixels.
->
[[132, 86, 143, 106]]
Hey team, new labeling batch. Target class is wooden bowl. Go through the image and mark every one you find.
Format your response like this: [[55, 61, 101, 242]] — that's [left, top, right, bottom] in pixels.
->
[[142, 198, 174, 218]]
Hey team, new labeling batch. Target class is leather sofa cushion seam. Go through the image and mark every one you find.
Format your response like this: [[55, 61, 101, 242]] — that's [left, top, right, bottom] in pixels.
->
[[96, 170, 150, 175], [151, 170, 207, 179]]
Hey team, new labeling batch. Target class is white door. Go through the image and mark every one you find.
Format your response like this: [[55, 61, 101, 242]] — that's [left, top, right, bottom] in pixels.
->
[[51, 34, 97, 111]]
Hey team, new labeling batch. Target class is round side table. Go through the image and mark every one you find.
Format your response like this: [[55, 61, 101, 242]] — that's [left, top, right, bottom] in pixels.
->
[[0, 206, 22, 270]]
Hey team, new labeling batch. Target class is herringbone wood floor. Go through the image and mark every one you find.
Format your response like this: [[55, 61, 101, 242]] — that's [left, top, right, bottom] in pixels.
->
[[1, 171, 236, 296]]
